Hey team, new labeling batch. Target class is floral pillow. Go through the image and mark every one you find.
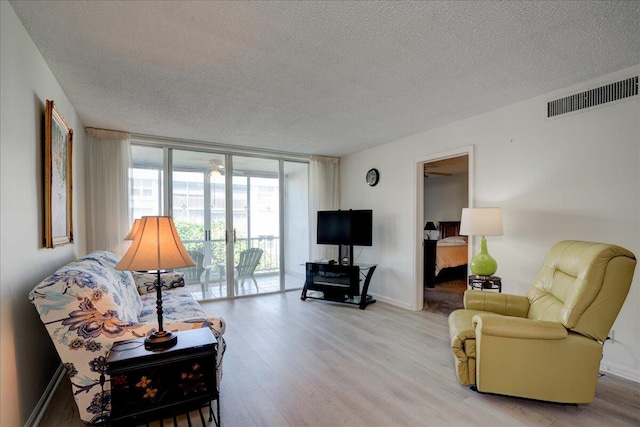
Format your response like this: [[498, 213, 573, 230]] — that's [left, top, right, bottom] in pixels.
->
[[132, 271, 185, 294]]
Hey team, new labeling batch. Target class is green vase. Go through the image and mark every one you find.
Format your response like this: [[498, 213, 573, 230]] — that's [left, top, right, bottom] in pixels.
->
[[469, 237, 497, 276]]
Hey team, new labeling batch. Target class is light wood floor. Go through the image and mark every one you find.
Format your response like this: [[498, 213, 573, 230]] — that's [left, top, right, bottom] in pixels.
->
[[40, 291, 640, 426]]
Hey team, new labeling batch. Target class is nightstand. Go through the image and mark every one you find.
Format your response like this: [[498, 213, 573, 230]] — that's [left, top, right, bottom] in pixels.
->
[[468, 275, 502, 292], [423, 239, 437, 288], [106, 328, 220, 427]]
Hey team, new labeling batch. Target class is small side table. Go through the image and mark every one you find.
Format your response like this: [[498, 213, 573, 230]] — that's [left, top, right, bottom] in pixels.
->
[[468, 275, 502, 292], [107, 328, 220, 427]]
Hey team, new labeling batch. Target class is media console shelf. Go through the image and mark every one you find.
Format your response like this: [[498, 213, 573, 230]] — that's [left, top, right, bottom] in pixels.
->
[[301, 262, 377, 310]]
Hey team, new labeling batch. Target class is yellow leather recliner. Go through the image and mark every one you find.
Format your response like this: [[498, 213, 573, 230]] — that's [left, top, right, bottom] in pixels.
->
[[448, 240, 636, 403]]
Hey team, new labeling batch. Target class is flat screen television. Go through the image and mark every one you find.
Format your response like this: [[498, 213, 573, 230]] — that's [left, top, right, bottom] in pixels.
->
[[317, 210, 373, 247]]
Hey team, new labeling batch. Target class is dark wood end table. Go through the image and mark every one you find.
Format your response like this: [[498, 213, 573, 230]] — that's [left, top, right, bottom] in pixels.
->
[[106, 328, 220, 427]]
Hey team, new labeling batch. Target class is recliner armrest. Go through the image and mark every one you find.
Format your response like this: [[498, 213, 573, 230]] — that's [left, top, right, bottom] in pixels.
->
[[464, 290, 529, 317], [472, 313, 568, 340]]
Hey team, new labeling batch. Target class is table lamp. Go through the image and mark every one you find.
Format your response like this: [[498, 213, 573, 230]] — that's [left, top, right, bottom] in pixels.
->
[[424, 221, 437, 240], [116, 216, 195, 350], [459, 207, 503, 276], [123, 218, 141, 240]]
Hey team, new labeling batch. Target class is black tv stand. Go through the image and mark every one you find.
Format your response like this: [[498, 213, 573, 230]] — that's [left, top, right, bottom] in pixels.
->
[[301, 262, 377, 310]]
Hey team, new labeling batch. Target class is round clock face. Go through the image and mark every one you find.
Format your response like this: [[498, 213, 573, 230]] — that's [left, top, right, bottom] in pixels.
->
[[366, 168, 379, 186]]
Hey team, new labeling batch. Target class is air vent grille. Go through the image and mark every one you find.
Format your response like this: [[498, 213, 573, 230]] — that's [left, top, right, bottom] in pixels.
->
[[547, 76, 638, 118]]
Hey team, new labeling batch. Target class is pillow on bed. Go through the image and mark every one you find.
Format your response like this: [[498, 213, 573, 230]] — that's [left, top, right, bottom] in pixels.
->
[[438, 236, 467, 245]]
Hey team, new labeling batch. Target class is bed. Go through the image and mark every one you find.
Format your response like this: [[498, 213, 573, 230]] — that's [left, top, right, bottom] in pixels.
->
[[424, 221, 468, 287]]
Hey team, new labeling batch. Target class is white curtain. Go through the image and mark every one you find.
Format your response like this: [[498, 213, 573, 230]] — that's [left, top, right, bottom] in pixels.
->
[[85, 128, 131, 255], [309, 155, 340, 261]]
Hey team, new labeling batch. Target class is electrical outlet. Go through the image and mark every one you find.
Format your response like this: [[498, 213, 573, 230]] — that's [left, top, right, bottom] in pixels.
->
[[609, 330, 615, 344]]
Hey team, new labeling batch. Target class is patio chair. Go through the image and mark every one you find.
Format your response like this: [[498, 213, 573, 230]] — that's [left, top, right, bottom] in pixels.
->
[[183, 250, 214, 299], [184, 250, 204, 283], [218, 248, 264, 294]]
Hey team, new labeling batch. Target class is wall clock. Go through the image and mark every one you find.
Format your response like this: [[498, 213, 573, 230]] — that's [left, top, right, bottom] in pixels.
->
[[366, 168, 380, 186]]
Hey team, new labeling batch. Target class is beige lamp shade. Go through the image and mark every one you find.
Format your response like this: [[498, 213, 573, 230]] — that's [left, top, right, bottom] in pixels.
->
[[124, 218, 141, 240], [460, 208, 503, 237], [116, 216, 195, 271]]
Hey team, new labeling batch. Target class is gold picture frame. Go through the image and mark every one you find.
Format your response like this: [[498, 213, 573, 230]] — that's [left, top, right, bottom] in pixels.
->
[[44, 100, 73, 248]]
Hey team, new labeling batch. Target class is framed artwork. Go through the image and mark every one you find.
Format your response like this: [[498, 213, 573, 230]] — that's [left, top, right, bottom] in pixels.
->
[[44, 100, 73, 248]]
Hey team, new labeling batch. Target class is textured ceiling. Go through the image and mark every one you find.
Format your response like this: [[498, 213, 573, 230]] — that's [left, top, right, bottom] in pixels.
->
[[9, 1, 640, 157]]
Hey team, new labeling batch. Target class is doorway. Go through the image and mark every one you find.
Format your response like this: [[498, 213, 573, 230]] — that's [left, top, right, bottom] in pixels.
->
[[414, 147, 473, 312]]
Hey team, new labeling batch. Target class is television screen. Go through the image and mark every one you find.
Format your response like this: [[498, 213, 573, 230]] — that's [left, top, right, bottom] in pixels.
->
[[350, 210, 373, 246], [317, 210, 372, 246], [317, 211, 350, 245]]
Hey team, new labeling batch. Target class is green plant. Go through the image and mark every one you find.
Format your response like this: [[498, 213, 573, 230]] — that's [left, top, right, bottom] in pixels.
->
[[174, 220, 230, 264], [174, 221, 205, 253]]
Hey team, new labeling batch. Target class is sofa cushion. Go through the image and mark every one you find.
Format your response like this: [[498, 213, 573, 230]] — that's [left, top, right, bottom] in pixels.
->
[[132, 271, 186, 295], [84, 251, 142, 322], [139, 288, 207, 324], [36, 251, 142, 324]]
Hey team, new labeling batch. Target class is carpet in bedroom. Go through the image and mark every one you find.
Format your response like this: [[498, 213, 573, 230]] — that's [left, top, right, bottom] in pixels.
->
[[423, 279, 466, 316]]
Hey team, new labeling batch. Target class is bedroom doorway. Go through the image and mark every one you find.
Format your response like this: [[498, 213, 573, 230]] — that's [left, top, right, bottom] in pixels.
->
[[415, 147, 473, 313]]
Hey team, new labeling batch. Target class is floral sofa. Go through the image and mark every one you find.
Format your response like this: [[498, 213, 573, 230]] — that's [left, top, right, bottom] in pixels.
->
[[29, 250, 226, 425]]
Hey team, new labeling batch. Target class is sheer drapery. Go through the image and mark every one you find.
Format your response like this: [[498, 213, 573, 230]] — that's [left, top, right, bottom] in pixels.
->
[[309, 155, 340, 261], [85, 128, 131, 255]]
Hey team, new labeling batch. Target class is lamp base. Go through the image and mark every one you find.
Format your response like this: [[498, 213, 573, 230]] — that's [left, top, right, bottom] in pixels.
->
[[144, 330, 178, 351], [469, 237, 498, 276]]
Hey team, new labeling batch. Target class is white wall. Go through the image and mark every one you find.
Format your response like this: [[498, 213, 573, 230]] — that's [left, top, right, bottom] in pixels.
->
[[0, 2, 86, 425], [341, 66, 640, 381], [424, 172, 469, 237]]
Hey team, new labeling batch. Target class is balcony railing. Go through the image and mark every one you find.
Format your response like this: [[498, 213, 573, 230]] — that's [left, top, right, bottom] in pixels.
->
[[182, 235, 279, 275]]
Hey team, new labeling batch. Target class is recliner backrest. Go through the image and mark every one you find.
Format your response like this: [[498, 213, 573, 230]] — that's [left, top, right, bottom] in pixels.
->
[[526, 240, 636, 342]]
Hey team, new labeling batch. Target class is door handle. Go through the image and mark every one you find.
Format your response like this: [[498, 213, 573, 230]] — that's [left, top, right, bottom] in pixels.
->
[[233, 228, 237, 243]]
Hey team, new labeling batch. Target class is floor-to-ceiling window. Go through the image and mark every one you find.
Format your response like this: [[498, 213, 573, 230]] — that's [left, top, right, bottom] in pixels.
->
[[283, 161, 309, 290], [230, 156, 281, 296], [129, 142, 309, 301], [170, 150, 229, 300], [129, 145, 163, 218]]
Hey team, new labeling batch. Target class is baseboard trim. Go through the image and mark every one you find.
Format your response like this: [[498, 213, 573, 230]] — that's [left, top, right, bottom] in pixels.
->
[[600, 360, 640, 383], [25, 364, 65, 427], [368, 292, 413, 310]]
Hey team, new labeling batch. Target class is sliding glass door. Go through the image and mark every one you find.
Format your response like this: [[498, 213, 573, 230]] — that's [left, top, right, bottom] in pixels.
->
[[130, 143, 309, 301], [230, 156, 281, 296], [171, 150, 229, 301]]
